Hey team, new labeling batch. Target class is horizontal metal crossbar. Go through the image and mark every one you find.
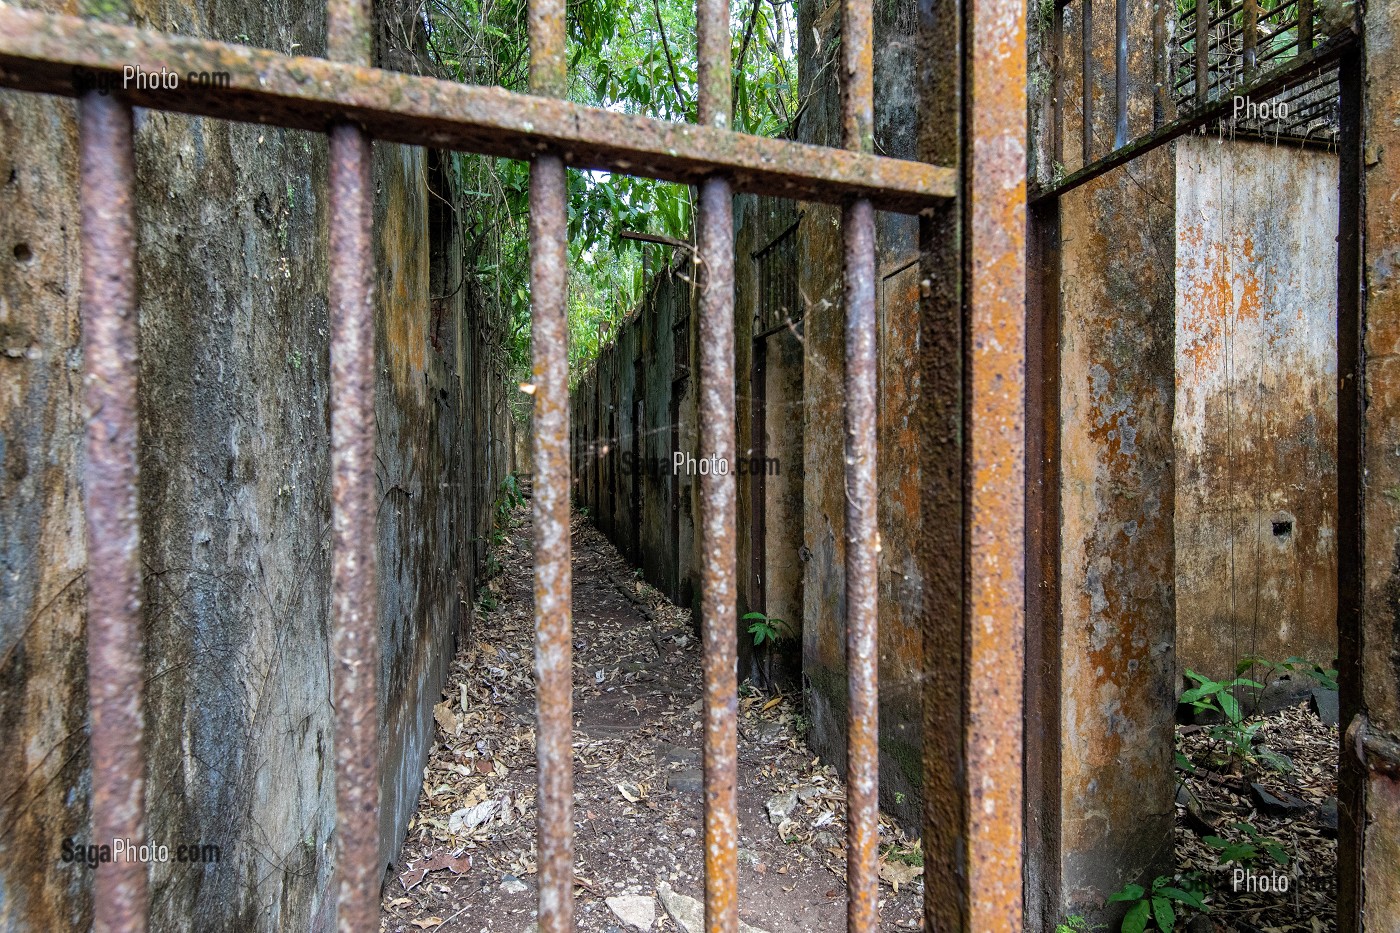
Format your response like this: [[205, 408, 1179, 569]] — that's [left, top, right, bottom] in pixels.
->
[[0, 6, 953, 213]]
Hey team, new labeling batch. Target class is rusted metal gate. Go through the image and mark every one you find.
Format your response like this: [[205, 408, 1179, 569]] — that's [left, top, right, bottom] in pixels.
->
[[0, 0, 1025, 929]]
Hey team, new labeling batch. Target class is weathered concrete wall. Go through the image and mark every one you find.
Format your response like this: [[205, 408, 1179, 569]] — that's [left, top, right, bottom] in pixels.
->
[[796, 0, 925, 830], [1056, 154, 1178, 919], [0, 2, 509, 928], [571, 251, 694, 608], [1034, 0, 1180, 915], [1175, 137, 1339, 683]]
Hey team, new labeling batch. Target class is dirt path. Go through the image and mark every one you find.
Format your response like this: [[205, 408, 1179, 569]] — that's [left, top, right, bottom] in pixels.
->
[[380, 509, 925, 933]]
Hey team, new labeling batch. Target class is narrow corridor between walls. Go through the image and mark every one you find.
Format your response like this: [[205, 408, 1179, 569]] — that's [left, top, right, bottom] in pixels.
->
[[382, 507, 926, 933]]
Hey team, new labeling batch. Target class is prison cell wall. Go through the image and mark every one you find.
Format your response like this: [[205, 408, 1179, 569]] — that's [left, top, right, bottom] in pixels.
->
[[0, 1, 511, 929], [1025, 0, 1182, 915], [1174, 137, 1340, 687], [795, 0, 926, 831]]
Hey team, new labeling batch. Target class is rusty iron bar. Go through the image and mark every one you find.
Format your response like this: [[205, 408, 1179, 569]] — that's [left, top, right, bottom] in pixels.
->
[[1299, 0, 1314, 51], [966, 0, 1026, 923], [529, 0, 573, 930], [0, 8, 951, 213], [840, 0, 878, 931], [328, 120, 379, 933], [327, 0, 378, 928], [697, 176, 738, 933], [1196, 0, 1210, 102], [696, 0, 738, 930], [80, 89, 148, 933]]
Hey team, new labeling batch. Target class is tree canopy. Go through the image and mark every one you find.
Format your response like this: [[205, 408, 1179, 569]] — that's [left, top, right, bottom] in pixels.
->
[[419, 0, 798, 392]]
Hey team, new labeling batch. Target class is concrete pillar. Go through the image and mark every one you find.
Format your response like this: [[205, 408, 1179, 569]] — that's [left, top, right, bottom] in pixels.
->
[[1055, 154, 1178, 920]]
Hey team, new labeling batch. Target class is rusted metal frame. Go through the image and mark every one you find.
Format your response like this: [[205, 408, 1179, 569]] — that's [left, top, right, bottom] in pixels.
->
[[80, 90, 148, 933], [1180, 29, 1311, 97], [1081, 0, 1094, 162], [325, 0, 378, 926], [917, 0, 965, 917], [1195, 0, 1210, 102], [1298, 0, 1313, 51], [1243, 0, 1259, 77], [965, 0, 1027, 922], [0, 7, 950, 214], [1029, 28, 1354, 202], [1113, 0, 1128, 146], [528, 0, 574, 930], [695, 0, 739, 929], [1022, 195, 1063, 933], [839, 0, 879, 930], [1333, 44, 1362, 933]]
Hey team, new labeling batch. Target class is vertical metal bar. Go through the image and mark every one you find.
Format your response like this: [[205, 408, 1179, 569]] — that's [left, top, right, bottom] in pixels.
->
[[967, 0, 1027, 924], [1195, 0, 1209, 104], [841, 2, 878, 932], [1298, 0, 1313, 52], [80, 90, 148, 933], [1243, 0, 1259, 77], [326, 0, 377, 929], [1081, 0, 1094, 163], [696, 2, 738, 931], [1114, 0, 1128, 147], [529, 1, 573, 931], [1334, 45, 1363, 933]]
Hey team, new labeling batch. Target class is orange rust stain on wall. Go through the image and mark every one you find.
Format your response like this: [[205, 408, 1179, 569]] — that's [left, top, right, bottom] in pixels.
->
[[1175, 137, 1338, 683], [378, 145, 431, 407]]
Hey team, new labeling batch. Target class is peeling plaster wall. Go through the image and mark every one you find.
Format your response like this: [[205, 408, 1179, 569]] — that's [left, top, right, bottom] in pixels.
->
[[1057, 152, 1178, 918], [0, 1, 509, 928], [1174, 137, 1339, 684]]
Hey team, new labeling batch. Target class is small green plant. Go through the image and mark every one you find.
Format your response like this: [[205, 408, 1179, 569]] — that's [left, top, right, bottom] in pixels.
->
[[1181, 669, 1271, 767], [744, 611, 786, 647], [1204, 821, 1289, 868], [1055, 915, 1103, 933], [1107, 875, 1208, 932]]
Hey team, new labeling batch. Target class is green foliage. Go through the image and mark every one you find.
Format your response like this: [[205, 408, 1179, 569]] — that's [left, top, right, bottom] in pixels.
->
[[1055, 915, 1103, 933], [1203, 821, 1290, 869], [743, 610, 787, 646], [1181, 668, 1273, 768], [1107, 875, 1208, 932], [1238, 654, 1339, 692], [421, 0, 797, 387]]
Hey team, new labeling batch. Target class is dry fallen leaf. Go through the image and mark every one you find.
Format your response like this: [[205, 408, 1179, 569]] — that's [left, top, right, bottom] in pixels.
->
[[879, 860, 922, 893], [410, 919, 443, 929]]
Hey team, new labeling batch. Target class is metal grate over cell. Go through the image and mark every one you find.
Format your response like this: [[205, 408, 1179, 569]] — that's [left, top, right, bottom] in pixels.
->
[[0, 0, 1027, 929]]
